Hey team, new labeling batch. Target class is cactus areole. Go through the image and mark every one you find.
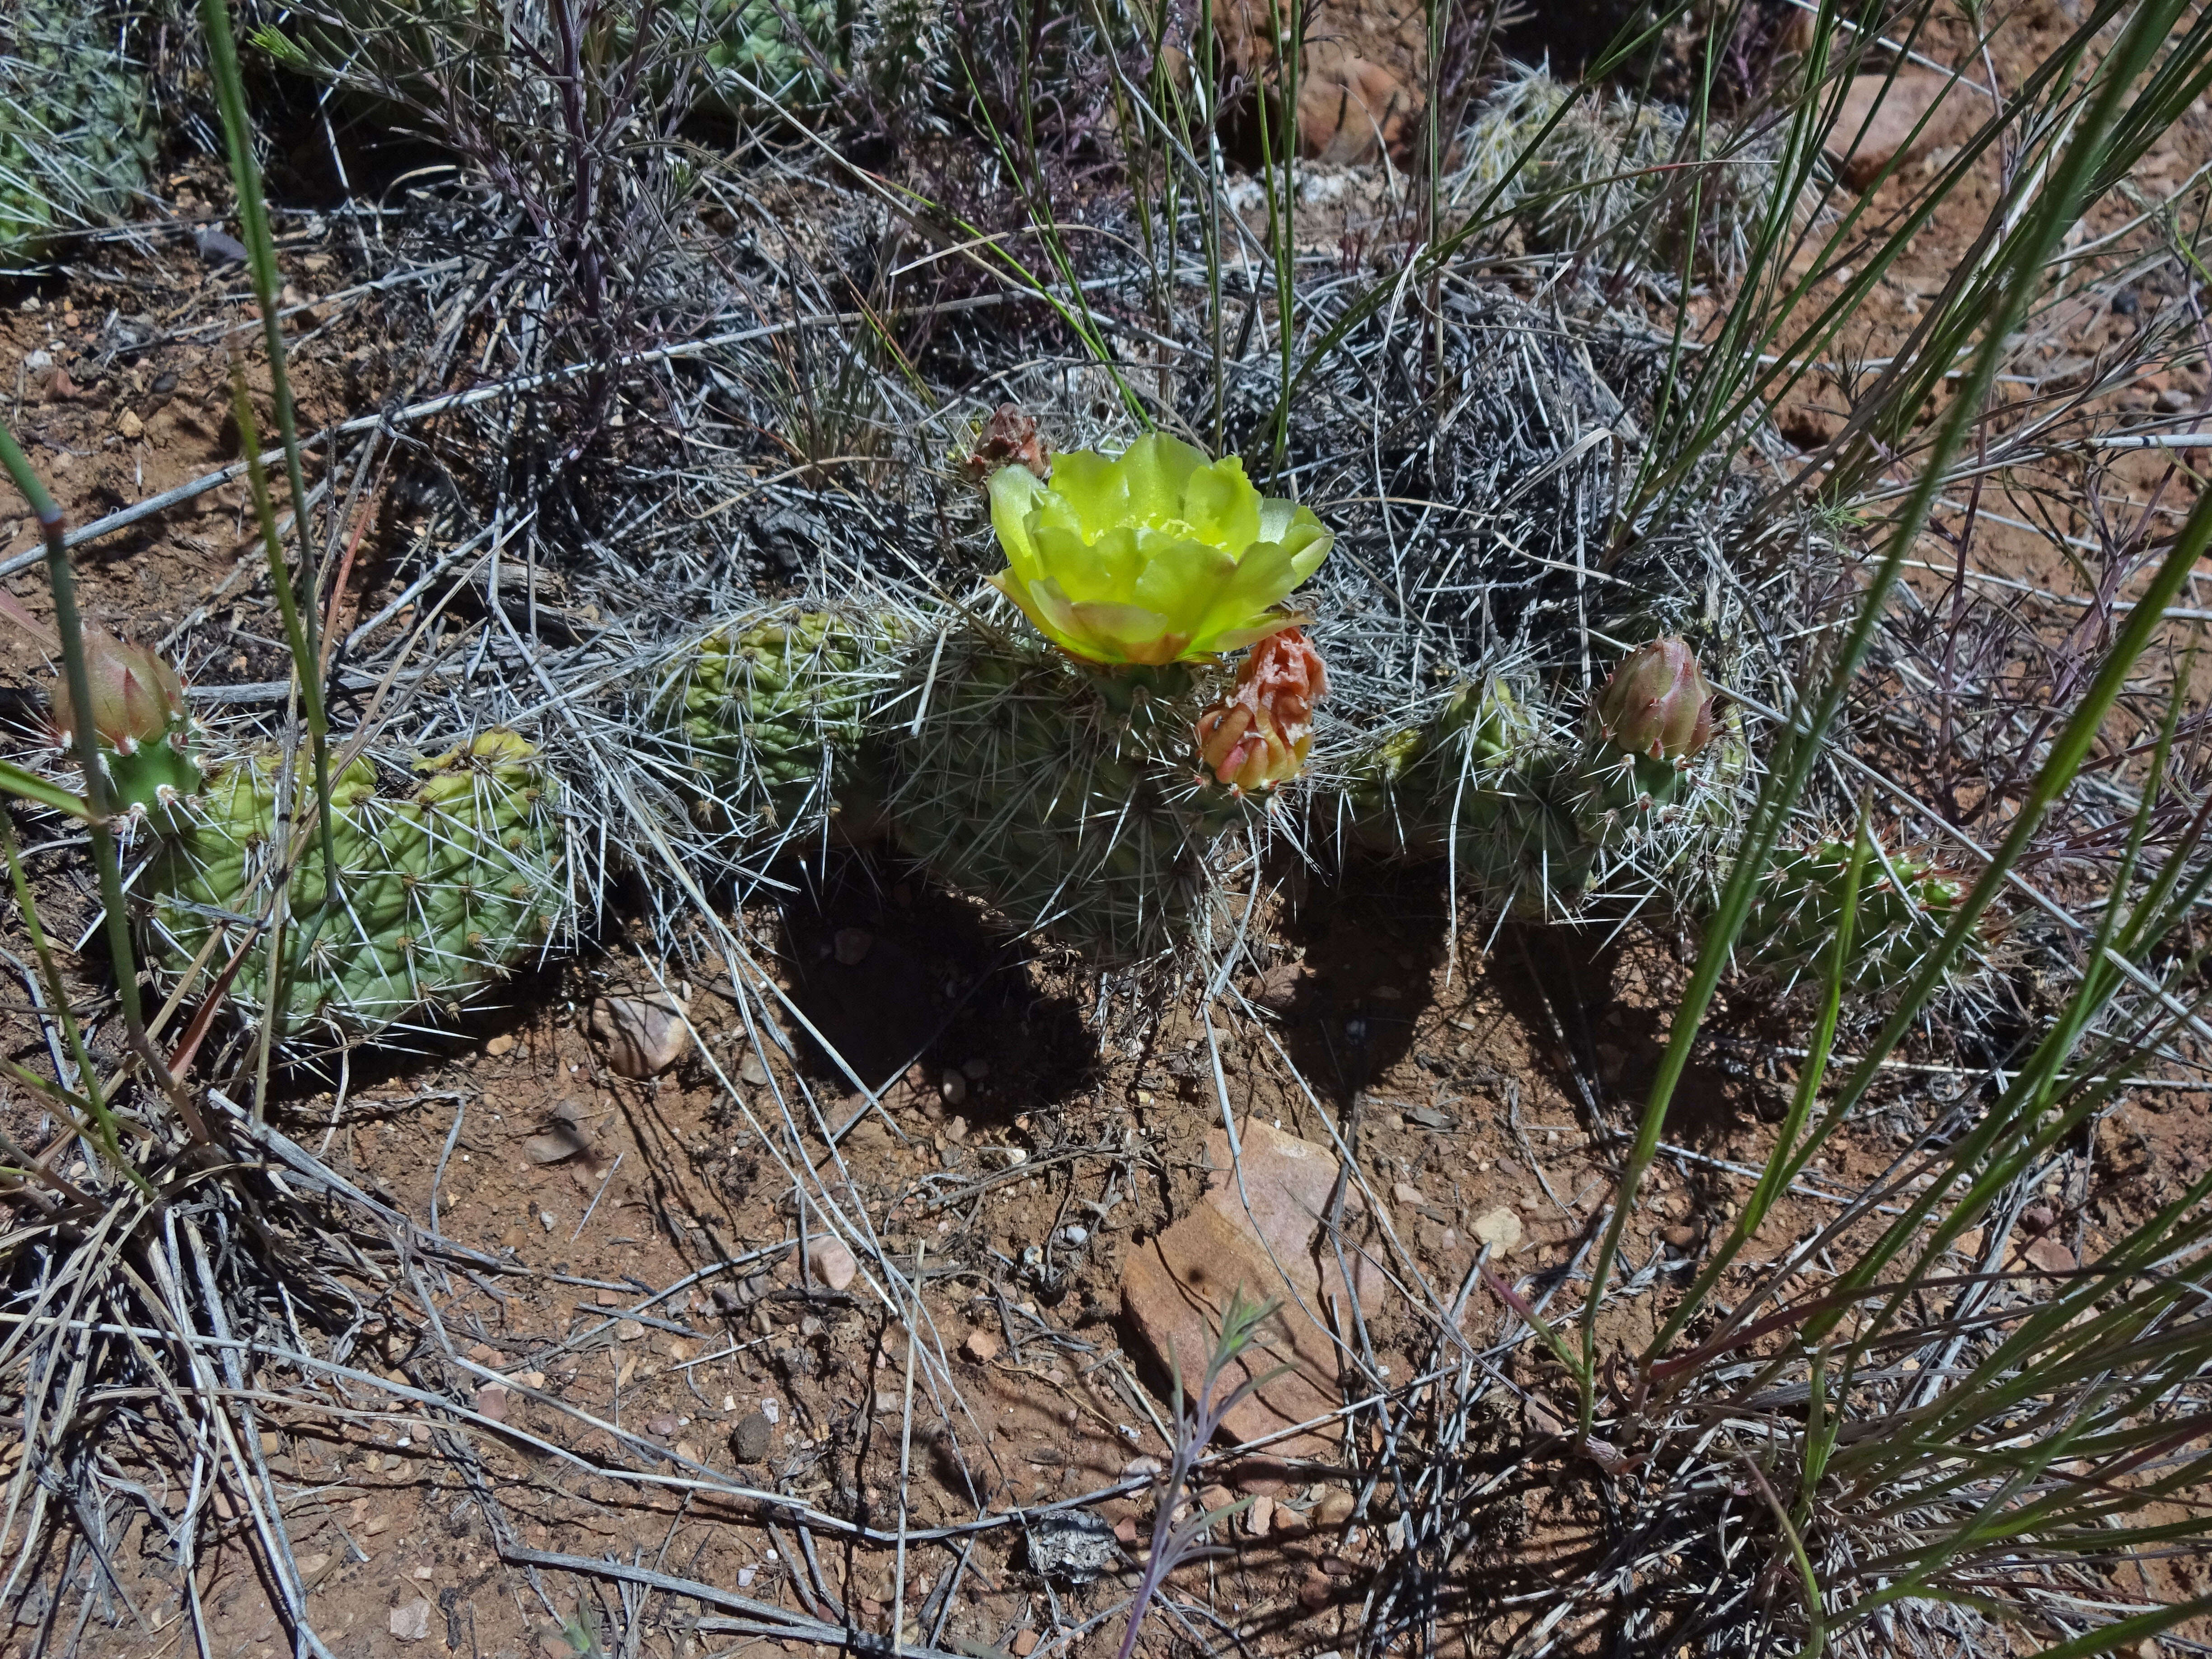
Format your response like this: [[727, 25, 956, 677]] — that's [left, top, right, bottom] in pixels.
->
[[1594, 637, 1715, 764], [986, 434, 1333, 666]]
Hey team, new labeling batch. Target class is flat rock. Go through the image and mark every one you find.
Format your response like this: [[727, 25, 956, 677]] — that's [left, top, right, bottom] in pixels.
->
[[524, 1123, 590, 1165], [1472, 1207, 1524, 1256], [590, 993, 692, 1078], [389, 1598, 433, 1642], [1121, 1118, 1394, 1459], [1197, 1120, 1385, 1312], [1828, 68, 1978, 189], [2023, 1236, 2076, 1276]]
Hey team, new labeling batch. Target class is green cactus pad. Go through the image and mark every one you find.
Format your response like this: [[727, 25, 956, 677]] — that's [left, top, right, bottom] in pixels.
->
[[143, 731, 565, 1048], [1340, 676, 1751, 921], [695, 0, 842, 107], [1737, 839, 1972, 992], [0, 0, 155, 261], [647, 609, 879, 838], [890, 625, 1264, 964], [106, 736, 203, 819]]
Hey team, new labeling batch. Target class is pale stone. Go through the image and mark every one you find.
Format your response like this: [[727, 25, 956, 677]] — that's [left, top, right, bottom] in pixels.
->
[[806, 1235, 857, 1291], [590, 993, 691, 1078], [389, 1598, 433, 1642], [1473, 1207, 1524, 1256]]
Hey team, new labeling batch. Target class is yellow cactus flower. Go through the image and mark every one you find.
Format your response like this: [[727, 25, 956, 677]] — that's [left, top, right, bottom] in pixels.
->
[[986, 433, 1332, 666]]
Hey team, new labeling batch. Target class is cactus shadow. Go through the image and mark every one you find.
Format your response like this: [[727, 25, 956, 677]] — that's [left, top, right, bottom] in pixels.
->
[[1267, 857, 1455, 1102], [768, 849, 1097, 1121], [1481, 920, 1776, 1146]]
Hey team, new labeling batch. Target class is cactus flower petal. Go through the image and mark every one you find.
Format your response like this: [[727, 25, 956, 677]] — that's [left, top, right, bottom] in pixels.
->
[[988, 433, 1333, 665], [1593, 637, 1716, 763], [1194, 627, 1329, 791]]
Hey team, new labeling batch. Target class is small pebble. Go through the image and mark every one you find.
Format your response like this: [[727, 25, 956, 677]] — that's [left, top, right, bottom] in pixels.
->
[[1061, 1224, 1088, 1246], [962, 1327, 1000, 1364], [473, 1384, 511, 1423], [832, 928, 873, 965], [590, 994, 690, 1078], [806, 1235, 857, 1291], [2156, 386, 2194, 413], [1245, 1495, 1274, 1536], [1391, 1181, 1425, 1206], [730, 1411, 773, 1463], [940, 1071, 969, 1106], [538, 1211, 557, 1232], [483, 1032, 517, 1057]]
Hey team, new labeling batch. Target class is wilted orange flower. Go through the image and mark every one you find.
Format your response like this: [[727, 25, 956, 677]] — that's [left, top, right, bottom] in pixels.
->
[[1194, 627, 1328, 792]]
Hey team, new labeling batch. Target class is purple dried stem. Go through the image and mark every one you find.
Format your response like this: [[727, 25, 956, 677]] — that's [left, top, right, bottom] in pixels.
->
[[1113, 1287, 1285, 1659]]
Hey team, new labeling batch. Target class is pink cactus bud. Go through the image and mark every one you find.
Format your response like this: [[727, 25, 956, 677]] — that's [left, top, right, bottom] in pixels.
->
[[1195, 627, 1329, 792], [52, 626, 187, 756], [1594, 637, 1715, 763]]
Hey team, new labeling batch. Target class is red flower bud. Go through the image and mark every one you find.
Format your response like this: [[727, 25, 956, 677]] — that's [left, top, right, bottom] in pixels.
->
[[52, 626, 188, 755], [1593, 637, 1714, 763], [1195, 627, 1328, 792]]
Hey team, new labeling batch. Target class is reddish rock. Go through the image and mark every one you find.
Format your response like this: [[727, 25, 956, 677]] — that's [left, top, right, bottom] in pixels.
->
[[1197, 1120, 1386, 1313], [2024, 1236, 2076, 1276], [1121, 1120, 1390, 1459], [1828, 69, 1979, 190]]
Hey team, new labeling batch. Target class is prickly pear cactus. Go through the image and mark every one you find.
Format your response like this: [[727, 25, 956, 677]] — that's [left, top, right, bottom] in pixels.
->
[[647, 609, 878, 838], [1736, 839, 1973, 992], [1340, 646, 1748, 921], [0, 0, 155, 260], [889, 624, 1267, 965], [693, 0, 842, 108], [143, 731, 566, 1048]]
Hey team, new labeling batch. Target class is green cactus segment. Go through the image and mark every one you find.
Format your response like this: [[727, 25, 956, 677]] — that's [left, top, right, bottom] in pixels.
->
[[144, 731, 565, 1046], [1737, 840, 1972, 991], [107, 738, 202, 819], [1344, 677, 1749, 919], [696, 0, 842, 107], [649, 610, 876, 837], [891, 627, 1261, 964], [0, 1, 155, 260]]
